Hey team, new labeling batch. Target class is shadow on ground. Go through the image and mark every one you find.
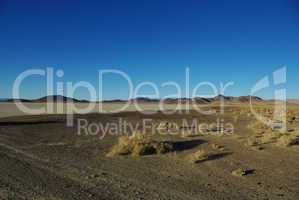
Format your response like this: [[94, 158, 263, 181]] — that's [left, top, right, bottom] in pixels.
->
[[173, 139, 206, 152]]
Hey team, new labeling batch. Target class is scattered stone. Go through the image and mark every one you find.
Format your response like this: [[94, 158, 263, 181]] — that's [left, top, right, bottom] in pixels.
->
[[211, 143, 225, 151], [232, 168, 254, 177], [252, 146, 264, 151]]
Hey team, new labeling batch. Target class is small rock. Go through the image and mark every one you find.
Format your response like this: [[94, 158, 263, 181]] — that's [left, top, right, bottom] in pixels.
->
[[232, 168, 255, 177], [252, 146, 264, 151]]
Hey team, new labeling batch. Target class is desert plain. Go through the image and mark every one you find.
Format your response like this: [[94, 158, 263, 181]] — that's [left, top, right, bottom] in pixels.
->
[[0, 102, 298, 200]]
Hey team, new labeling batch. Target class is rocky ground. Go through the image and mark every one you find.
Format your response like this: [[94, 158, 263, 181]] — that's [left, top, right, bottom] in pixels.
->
[[0, 104, 298, 200]]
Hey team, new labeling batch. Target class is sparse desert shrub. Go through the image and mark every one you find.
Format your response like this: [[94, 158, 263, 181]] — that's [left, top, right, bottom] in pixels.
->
[[231, 169, 246, 177], [132, 143, 156, 156], [107, 133, 173, 157], [246, 136, 262, 146], [232, 168, 254, 177], [155, 142, 174, 154], [107, 136, 134, 156], [249, 121, 272, 135], [276, 134, 299, 147], [187, 150, 209, 163], [261, 132, 280, 144]]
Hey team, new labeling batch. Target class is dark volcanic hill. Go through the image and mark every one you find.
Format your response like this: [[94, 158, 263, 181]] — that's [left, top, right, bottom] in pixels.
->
[[2, 95, 88, 103], [237, 95, 263, 102], [33, 95, 85, 103], [211, 95, 263, 103]]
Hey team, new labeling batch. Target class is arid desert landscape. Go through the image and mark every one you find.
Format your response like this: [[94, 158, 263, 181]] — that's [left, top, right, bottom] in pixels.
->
[[2, 0, 299, 199], [0, 101, 298, 200]]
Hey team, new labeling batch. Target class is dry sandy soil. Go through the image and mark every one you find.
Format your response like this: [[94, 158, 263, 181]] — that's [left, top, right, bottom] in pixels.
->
[[0, 102, 192, 118], [0, 103, 298, 200]]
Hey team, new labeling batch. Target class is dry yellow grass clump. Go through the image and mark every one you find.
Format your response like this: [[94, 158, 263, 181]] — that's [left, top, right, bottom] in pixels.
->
[[257, 131, 298, 147], [107, 133, 173, 157], [231, 168, 255, 177], [260, 132, 280, 144], [246, 137, 264, 150], [249, 121, 272, 135], [276, 134, 299, 147], [247, 136, 261, 146], [231, 169, 247, 177]]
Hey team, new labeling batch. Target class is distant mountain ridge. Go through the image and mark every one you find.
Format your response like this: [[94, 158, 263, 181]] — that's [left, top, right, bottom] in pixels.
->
[[2, 95, 88, 103], [33, 95, 90, 103], [163, 95, 263, 104], [0, 95, 263, 104]]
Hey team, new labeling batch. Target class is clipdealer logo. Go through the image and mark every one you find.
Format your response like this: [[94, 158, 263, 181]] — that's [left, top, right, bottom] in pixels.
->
[[250, 67, 287, 132]]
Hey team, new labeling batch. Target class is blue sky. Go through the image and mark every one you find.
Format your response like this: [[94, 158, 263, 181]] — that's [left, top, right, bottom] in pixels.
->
[[0, 0, 299, 100]]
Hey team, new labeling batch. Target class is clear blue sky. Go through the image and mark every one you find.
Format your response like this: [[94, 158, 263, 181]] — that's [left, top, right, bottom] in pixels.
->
[[0, 0, 299, 100]]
